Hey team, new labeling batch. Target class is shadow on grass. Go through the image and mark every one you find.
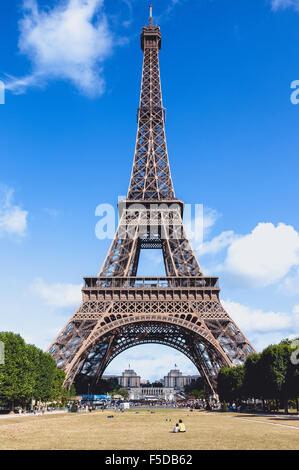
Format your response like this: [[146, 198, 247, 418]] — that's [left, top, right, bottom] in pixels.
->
[[270, 417, 299, 422], [232, 413, 299, 421]]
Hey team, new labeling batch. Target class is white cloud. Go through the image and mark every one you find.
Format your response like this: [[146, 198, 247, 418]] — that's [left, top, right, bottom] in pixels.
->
[[157, 0, 182, 21], [223, 299, 299, 351], [223, 299, 295, 334], [281, 266, 299, 295], [31, 278, 82, 307], [0, 187, 28, 238], [271, 0, 299, 12], [223, 223, 299, 287], [121, 0, 133, 28], [195, 217, 299, 288], [203, 207, 220, 234], [199, 230, 235, 256], [6, 0, 113, 96], [185, 206, 220, 244]]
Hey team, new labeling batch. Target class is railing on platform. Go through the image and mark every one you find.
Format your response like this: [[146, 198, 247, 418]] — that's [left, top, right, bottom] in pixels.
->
[[83, 277, 220, 289]]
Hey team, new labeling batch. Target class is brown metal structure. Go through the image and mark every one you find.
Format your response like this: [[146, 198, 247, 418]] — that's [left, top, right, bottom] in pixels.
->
[[48, 9, 255, 395]]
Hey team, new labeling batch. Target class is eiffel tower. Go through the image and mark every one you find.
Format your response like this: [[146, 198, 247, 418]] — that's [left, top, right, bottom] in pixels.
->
[[48, 7, 255, 395]]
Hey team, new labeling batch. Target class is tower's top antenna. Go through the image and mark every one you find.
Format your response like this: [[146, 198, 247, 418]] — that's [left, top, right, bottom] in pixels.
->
[[149, 4, 153, 25]]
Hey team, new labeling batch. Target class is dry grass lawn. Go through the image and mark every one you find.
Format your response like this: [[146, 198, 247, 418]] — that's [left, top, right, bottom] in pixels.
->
[[1, 409, 299, 450]]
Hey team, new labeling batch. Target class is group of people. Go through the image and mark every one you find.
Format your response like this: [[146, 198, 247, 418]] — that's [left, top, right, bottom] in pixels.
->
[[17, 406, 47, 415], [172, 419, 186, 433]]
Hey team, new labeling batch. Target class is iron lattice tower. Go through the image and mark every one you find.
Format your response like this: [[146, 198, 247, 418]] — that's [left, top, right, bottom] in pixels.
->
[[48, 9, 255, 395]]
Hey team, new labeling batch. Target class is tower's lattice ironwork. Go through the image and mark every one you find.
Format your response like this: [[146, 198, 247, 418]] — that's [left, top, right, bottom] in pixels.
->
[[48, 9, 255, 395]]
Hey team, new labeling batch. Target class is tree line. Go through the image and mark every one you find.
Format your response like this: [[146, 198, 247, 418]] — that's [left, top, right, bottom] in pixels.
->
[[184, 377, 208, 399], [94, 378, 129, 398], [0, 332, 69, 411], [1, 331, 298, 413], [217, 339, 299, 413]]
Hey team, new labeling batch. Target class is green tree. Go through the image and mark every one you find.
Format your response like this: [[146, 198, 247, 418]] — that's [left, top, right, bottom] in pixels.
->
[[0, 332, 70, 411], [94, 377, 120, 394], [188, 389, 206, 399], [243, 353, 263, 400], [281, 339, 299, 413], [152, 382, 163, 388], [184, 377, 209, 399], [288, 364, 299, 413], [242, 341, 299, 413], [259, 343, 291, 412], [51, 368, 67, 403], [0, 332, 34, 410], [26, 343, 42, 404], [217, 366, 245, 403], [34, 350, 57, 403], [117, 388, 129, 399]]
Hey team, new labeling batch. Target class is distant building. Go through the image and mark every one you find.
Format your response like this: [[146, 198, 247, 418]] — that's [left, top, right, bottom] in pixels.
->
[[103, 367, 199, 397], [163, 369, 200, 390], [119, 369, 140, 388], [102, 368, 140, 388], [128, 387, 174, 401]]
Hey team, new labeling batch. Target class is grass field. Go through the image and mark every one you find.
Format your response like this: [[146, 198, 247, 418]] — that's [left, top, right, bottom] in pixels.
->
[[1, 409, 299, 450]]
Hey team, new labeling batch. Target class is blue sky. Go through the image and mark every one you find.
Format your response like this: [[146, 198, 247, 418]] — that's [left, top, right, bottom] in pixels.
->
[[0, 0, 299, 381]]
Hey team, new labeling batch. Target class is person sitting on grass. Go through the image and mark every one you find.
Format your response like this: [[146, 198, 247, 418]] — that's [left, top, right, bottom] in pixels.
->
[[173, 423, 179, 433], [178, 419, 186, 432]]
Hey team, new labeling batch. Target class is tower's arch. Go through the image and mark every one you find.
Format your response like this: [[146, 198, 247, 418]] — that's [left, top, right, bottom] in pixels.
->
[[73, 322, 219, 394], [49, 313, 245, 395]]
